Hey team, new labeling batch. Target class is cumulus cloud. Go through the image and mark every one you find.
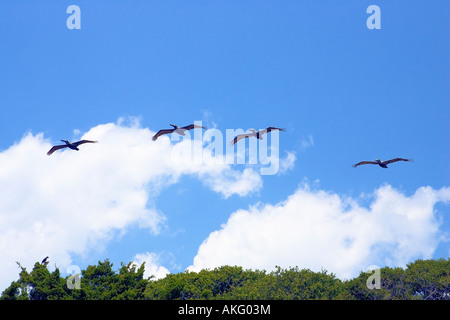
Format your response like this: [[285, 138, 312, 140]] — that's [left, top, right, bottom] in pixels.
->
[[189, 184, 450, 279], [132, 252, 170, 280], [278, 151, 297, 175], [0, 119, 262, 290]]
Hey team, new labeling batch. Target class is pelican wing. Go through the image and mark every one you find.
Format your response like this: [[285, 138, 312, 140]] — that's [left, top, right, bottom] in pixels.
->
[[229, 133, 252, 146], [72, 140, 97, 147], [352, 160, 378, 168], [180, 124, 207, 131], [382, 158, 413, 165], [258, 127, 286, 136], [152, 129, 174, 141], [47, 144, 68, 156]]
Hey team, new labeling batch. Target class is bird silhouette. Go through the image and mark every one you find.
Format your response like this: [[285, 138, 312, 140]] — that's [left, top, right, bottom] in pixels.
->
[[47, 140, 97, 156], [230, 127, 285, 146], [353, 158, 413, 168], [152, 124, 207, 141]]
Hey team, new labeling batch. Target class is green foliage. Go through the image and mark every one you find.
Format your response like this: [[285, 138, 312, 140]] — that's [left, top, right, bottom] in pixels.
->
[[223, 266, 343, 300], [339, 266, 407, 300], [144, 266, 264, 299], [340, 258, 450, 300], [2, 258, 449, 300], [402, 258, 450, 299], [1, 262, 71, 300], [1, 260, 148, 300], [72, 260, 149, 300]]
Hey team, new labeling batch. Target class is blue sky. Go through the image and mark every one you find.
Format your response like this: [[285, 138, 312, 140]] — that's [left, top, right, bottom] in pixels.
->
[[0, 1, 449, 289]]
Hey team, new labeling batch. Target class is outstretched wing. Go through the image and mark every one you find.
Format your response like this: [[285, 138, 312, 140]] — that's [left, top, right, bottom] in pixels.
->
[[229, 133, 252, 146], [180, 124, 207, 130], [47, 144, 67, 156], [258, 127, 286, 136], [352, 160, 378, 168], [72, 140, 98, 147], [152, 129, 174, 141], [382, 158, 413, 165]]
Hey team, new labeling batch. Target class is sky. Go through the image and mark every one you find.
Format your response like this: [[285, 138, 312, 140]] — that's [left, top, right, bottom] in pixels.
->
[[0, 1, 449, 291]]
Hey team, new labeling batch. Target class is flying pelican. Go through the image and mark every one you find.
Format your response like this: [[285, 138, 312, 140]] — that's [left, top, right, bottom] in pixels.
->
[[230, 127, 286, 146], [41, 256, 49, 266], [152, 123, 207, 141], [353, 158, 413, 168], [47, 139, 97, 156]]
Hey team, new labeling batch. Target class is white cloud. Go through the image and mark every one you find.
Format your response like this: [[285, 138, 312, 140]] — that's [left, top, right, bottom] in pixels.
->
[[203, 167, 263, 198], [189, 184, 450, 279], [278, 151, 296, 175], [132, 252, 170, 280], [0, 119, 263, 291], [299, 135, 314, 151]]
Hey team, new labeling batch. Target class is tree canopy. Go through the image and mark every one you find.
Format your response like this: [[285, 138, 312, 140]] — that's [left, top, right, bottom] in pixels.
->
[[1, 258, 449, 300]]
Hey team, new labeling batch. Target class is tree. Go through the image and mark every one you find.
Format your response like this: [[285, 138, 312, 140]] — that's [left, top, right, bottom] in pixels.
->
[[144, 266, 265, 300], [341, 258, 450, 300], [1, 262, 71, 300], [223, 266, 343, 300], [2, 258, 449, 300], [1, 263, 30, 300], [340, 266, 407, 300], [1, 259, 148, 300], [405, 259, 450, 300], [76, 260, 148, 300]]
